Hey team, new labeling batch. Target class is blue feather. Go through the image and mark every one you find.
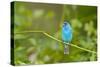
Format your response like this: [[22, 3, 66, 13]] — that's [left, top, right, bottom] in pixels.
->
[[62, 21, 72, 54]]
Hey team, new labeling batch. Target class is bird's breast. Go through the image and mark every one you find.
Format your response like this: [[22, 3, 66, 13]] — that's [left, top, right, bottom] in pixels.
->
[[62, 29, 72, 43]]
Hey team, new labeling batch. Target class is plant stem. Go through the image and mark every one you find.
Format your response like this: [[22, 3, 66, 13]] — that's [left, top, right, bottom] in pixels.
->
[[14, 31, 97, 54]]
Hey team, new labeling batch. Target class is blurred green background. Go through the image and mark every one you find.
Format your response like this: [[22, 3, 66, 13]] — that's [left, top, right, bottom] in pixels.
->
[[11, 1, 97, 65]]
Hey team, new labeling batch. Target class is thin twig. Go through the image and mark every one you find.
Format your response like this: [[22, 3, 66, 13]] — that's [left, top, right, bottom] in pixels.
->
[[14, 31, 97, 54]]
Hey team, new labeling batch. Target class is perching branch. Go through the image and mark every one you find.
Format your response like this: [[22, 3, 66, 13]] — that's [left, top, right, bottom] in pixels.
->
[[14, 31, 97, 54]]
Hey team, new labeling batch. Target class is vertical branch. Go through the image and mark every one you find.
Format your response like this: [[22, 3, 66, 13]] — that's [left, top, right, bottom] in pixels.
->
[[60, 4, 66, 26], [54, 5, 66, 39]]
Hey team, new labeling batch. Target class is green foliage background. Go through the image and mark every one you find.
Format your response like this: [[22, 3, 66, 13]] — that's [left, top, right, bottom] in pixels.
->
[[12, 1, 97, 65]]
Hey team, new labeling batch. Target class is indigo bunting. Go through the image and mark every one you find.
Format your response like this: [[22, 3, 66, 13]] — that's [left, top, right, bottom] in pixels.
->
[[62, 21, 72, 54]]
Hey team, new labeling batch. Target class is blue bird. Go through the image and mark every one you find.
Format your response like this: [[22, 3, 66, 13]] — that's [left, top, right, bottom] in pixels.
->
[[62, 21, 72, 54]]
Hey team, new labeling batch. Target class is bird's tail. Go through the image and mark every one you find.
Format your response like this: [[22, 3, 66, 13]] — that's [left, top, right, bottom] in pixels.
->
[[64, 44, 69, 54]]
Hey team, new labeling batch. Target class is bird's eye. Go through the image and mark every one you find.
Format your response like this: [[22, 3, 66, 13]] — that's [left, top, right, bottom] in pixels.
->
[[63, 22, 67, 26]]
